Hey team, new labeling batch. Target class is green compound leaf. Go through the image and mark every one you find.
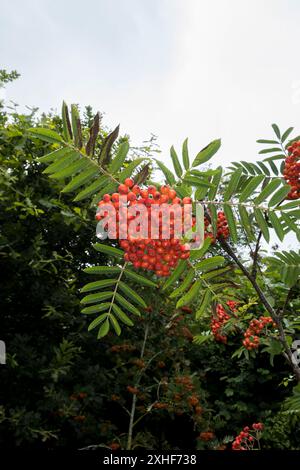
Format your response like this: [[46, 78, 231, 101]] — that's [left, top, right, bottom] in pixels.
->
[[223, 204, 238, 243], [176, 278, 202, 308], [28, 127, 64, 144], [112, 304, 134, 326], [123, 269, 158, 288], [254, 208, 270, 242], [115, 292, 141, 316], [190, 237, 212, 260], [268, 211, 285, 241], [81, 291, 114, 305], [162, 260, 187, 291], [109, 141, 130, 174], [192, 139, 221, 167], [223, 169, 243, 201], [170, 145, 183, 177], [37, 146, 72, 163], [73, 175, 108, 202], [81, 302, 111, 314], [254, 178, 282, 205], [80, 279, 116, 293], [268, 185, 291, 207], [154, 159, 176, 185], [84, 266, 122, 275], [169, 269, 194, 299], [88, 313, 108, 331], [97, 318, 110, 338], [239, 175, 265, 203], [182, 138, 190, 170], [93, 243, 124, 258], [110, 314, 121, 336], [195, 289, 212, 319], [118, 281, 147, 308], [196, 256, 225, 272]]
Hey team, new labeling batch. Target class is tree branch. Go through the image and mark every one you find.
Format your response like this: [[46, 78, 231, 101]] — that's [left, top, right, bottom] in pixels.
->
[[277, 287, 294, 318], [219, 237, 300, 382], [251, 230, 262, 279], [219, 238, 276, 317]]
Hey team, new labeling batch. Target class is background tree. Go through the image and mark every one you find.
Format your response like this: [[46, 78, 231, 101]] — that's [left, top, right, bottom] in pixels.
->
[[1, 72, 299, 450]]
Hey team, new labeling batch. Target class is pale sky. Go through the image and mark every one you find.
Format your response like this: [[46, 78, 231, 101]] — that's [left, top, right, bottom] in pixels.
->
[[1, 0, 300, 248]]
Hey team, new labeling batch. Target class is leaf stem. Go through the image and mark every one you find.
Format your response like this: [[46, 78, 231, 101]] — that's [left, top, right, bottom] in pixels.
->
[[107, 262, 128, 316]]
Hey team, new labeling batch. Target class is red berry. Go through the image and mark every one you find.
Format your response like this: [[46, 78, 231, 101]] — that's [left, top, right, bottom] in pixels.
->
[[182, 197, 192, 204], [118, 184, 129, 194], [173, 197, 181, 204], [111, 193, 119, 202], [132, 185, 141, 194], [127, 192, 136, 201], [283, 142, 300, 199], [147, 185, 156, 194], [140, 189, 148, 199], [160, 185, 169, 195], [124, 178, 134, 188], [160, 194, 169, 204]]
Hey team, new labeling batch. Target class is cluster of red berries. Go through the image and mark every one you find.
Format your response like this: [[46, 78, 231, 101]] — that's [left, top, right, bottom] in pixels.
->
[[109, 442, 120, 451], [171, 376, 202, 416], [110, 343, 136, 353], [153, 402, 168, 409], [175, 375, 195, 391], [283, 141, 300, 200], [204, 211, 229, 243], [226, 300, 238, 311], [96, 179, 195, 277], [111, 394, 120, 401], [232, 422, 264, 450], [132, 358, 146, 369], [243, 316, 276, 350], [211, 301, 238, 343]]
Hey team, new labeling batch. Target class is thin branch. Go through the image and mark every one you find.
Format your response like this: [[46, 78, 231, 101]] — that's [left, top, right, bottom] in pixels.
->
[[107, 262, 128, 316], [251, 230, 262, 279], [65, 141, 121, 184], [277, 287, 294, 319], [219, 237, 300, 382], [219, 238, 276, 317], [280, 141, 288, 158]]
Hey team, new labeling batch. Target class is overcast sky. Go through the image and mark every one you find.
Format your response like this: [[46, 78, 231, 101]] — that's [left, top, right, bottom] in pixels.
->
[[2, 0, 300, 166]]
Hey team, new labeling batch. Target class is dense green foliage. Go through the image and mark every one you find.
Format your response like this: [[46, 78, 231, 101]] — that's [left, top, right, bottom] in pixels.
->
[[1, 74, 300, 450]]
